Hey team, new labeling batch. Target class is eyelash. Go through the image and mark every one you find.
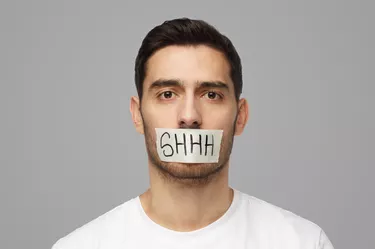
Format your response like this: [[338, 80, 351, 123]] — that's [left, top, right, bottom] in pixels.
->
[[204, 91, 223, 100], [157, 90, 223, 100], [157, 91, 177, 100]]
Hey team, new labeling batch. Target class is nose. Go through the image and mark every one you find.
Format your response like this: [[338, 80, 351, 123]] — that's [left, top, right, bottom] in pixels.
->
[[178, 96, 202, 129]]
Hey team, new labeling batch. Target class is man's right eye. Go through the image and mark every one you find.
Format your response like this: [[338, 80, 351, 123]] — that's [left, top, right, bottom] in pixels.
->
[[159, 91, 175, 99]]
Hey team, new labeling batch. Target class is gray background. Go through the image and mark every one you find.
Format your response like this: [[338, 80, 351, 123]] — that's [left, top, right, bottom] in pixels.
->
[[0, 0, 374, 248]]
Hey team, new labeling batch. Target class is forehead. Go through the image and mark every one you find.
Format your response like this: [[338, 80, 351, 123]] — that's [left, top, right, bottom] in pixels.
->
[[144, 45, 233, 89]]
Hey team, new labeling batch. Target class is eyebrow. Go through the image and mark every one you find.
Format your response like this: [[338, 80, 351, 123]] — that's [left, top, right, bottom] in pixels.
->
[[199, 81, 229, 91], [148, 79, 184, 92], [148, 79, 230, 92]]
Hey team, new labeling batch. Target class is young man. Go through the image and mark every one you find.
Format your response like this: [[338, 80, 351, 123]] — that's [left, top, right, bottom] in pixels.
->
[[52, 18, 334, 249]]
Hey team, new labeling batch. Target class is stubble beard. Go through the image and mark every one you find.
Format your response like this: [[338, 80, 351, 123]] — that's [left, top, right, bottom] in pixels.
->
[[141, 112, 237, 187]]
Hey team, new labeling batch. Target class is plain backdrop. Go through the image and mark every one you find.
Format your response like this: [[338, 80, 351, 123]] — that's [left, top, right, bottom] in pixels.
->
[[1, 0, 374, 248]]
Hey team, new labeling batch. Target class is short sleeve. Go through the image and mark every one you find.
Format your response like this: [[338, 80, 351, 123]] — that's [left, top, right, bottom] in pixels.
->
[[318, 229, 334, 249]]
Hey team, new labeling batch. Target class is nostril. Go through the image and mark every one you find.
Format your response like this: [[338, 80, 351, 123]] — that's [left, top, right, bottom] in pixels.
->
[[179, 121, 200, 129]]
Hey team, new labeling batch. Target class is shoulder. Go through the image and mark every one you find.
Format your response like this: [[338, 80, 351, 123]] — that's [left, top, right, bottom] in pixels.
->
[[51, 197, 138, 249], [238, 191, 334, 249]]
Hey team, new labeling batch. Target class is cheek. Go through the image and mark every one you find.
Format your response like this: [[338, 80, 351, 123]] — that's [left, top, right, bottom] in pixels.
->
[[201, 105, 237, 128], [143, 103, 178, 128]]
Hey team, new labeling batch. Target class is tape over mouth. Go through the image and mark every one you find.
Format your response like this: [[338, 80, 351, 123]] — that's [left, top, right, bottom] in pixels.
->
[[155, 128, 223, 163]]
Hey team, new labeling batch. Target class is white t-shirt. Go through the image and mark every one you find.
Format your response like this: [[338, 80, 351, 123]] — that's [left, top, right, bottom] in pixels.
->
[[52, 189, 334, 249]]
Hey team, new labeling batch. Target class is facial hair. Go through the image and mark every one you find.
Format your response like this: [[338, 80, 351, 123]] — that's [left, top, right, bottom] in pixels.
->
[[141, 111, 237, 187]]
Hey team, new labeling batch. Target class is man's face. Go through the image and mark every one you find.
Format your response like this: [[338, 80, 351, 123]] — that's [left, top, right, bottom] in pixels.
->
[[131, 45, 248, 185]]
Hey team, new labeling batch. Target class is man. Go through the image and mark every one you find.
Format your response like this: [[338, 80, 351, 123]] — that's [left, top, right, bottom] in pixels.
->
[[52, 18, 334, 249]]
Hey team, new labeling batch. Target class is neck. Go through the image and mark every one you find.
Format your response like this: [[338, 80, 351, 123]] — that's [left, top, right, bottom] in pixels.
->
[[139, 162, 234, 232]]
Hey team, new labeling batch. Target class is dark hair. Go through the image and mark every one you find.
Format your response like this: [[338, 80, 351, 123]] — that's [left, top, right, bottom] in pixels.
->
[[134, 18, 243, 101]]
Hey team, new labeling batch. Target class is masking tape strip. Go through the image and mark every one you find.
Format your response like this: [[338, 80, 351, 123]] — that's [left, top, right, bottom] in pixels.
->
[[155, 128, 223, 163]]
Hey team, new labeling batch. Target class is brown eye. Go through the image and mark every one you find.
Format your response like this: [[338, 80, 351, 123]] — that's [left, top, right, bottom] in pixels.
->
[[161, 91, 174, 99], [206, 91, 220, 100], [207, 92, 217, 99]]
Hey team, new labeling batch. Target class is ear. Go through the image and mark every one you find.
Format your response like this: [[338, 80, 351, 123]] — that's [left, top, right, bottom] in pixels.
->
[[130, 96, 144, 135], [234, 98, 249, 136]]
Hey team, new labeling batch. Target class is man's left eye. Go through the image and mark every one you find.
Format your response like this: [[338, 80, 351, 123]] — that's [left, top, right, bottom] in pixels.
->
[[205, 91, 221, 100]]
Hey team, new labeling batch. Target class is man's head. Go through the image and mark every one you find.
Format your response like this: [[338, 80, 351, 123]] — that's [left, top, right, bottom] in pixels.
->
[[130, 18, 249, 186], [134, 18, 243, 102]]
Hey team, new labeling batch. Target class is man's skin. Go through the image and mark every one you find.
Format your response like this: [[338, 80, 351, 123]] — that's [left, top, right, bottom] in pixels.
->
[[130, 45, 249, 232]]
